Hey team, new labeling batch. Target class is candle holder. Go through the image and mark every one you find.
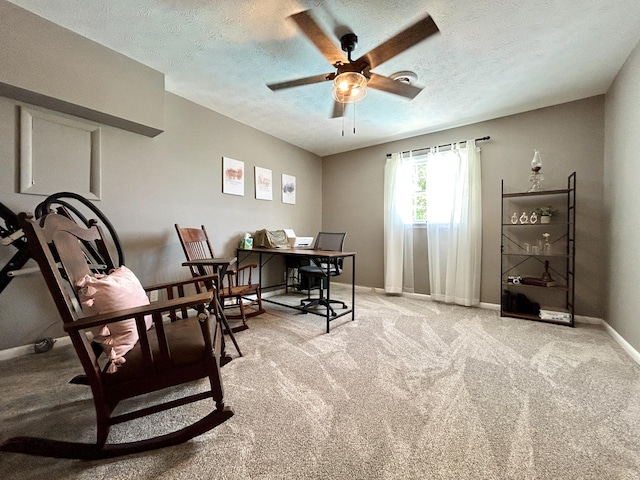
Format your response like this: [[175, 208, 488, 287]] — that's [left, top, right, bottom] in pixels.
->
[[541, 260, 554, 282]]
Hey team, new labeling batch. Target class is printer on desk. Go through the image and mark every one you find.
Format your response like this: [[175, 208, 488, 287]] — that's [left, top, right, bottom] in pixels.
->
[[283, 229, 314, 249]]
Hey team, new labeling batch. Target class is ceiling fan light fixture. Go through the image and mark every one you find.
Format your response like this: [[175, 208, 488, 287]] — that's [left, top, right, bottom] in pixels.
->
[[332, 72, 368, 104]]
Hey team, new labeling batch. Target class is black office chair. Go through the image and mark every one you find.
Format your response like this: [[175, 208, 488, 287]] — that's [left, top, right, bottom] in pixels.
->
[[299, 232, 347, 316]]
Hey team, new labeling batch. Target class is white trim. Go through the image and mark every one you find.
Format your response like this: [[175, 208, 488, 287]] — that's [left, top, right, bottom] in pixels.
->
[[480, 301, 500, 311], [602, 321, 640, 365], [574, 315, 602, 325], [0, 336, 72, 361], [19, 106, 102, 199]]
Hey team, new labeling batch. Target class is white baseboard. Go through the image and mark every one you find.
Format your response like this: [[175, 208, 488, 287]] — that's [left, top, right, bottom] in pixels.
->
[[480, 301, 500, 311], [0, 335, 72, 361], [574, 314, 602, 325], [602, 321, 640, 365]]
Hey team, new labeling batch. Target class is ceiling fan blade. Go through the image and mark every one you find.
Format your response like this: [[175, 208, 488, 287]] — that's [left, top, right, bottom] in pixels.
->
[[367, 73, 423, 99], [289, 10, 348, 66], [331, 101, 346, 118], [267, 73, 333, 91], [355, 15, 439, 69]]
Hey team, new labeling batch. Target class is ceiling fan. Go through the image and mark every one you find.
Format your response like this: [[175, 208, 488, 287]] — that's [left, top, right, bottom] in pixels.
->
[[267, 10, 440, 118]]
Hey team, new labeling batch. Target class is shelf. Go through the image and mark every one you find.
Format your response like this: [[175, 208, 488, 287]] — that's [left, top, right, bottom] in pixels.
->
[[501, 311, 572, 326], [502, 222, 572, 227], [500, 172, 576, 328], [502, 188, 571, 198], [502, 253, 569, 258], [502, 282, 568, 291]]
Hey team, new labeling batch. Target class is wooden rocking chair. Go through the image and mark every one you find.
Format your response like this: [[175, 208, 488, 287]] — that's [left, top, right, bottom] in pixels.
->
[[175, 224, 265, 331], [0, 212, 233, 459]]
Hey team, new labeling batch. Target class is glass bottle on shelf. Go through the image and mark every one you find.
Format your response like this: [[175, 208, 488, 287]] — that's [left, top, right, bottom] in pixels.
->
[[511, 212, 518, 224], [543, 233, 551, 255]]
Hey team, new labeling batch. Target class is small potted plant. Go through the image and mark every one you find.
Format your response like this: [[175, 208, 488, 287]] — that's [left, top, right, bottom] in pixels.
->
[[534, 206, 556, 223]]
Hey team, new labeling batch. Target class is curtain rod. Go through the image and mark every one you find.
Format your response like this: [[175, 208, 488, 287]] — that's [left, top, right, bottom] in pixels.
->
[[386, 136, 491, 158]]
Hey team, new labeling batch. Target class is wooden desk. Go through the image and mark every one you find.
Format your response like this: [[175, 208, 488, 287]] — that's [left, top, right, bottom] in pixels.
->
[[236, 247, 355, 333]]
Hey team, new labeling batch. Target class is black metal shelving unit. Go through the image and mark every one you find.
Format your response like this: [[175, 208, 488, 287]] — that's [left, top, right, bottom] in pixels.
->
[[500, 172, 576, 326]]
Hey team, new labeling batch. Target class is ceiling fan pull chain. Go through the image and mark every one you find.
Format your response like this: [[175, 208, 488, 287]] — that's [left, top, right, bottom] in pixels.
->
[[341, 102, 345, 136], [353, 101, 356, 134]]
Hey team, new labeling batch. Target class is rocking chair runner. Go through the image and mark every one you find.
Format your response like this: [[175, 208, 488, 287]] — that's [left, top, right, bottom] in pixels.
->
[[175, 224, 265, 331], [0, 212, 233, 459]]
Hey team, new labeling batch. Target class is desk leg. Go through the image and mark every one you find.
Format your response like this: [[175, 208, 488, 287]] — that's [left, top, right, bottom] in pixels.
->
[[326, 263, 331, 334], [258, 252, 263, 291], [351, 255, 355, 321]]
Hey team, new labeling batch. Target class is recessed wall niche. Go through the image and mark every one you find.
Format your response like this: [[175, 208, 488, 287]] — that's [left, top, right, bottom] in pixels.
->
[[20, 106, 101, 199]]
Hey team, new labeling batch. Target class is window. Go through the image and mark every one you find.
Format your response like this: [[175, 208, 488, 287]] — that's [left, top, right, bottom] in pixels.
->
[[410, 151, 458, 224], [410, 160, 427, 222]]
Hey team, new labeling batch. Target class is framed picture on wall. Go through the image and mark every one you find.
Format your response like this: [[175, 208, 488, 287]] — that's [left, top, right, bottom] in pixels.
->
[[222, 156, 244, 196], [255, 166, 272, 200], [282, 174, 296, 204]]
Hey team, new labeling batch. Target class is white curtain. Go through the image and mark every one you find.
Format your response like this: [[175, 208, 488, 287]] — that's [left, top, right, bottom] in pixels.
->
[[383, 152, 414, 293], [426, 141, 482, 306]]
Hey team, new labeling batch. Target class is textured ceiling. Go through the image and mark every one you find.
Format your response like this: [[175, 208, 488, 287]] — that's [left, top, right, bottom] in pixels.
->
[[8, 0, 640, 156]]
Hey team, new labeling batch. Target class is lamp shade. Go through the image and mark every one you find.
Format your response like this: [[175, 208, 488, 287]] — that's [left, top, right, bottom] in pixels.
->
[[332, 72, 368, 104], [531, 149, 542, 172]]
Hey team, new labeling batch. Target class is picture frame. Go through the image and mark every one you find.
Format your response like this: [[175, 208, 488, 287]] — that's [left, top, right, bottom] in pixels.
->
[[255, 166, 273, 201], [222, 157, 244, 196], [282, 174, 296, 204]]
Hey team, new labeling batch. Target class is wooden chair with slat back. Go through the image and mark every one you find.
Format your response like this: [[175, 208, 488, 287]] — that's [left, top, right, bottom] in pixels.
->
[[175, 224, 265, 331], [0, 212, 233, 460]]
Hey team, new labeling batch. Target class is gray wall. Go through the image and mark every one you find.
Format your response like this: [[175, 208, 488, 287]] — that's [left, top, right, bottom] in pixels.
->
[[0, 92, 321, 350], [604, 39, 640, 353], [323, 96, 605, 319], [1, 0, 638, 356], [0, 1, 164, 136]]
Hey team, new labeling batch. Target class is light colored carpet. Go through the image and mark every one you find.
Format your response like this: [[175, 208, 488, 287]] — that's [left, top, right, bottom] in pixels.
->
[[1, 287, 639, 479]]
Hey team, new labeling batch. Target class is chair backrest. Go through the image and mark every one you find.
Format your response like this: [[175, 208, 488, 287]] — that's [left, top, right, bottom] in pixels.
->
[[22, 212, 115, 324], [313, 232, 347, 273], [175, 224, 216, 276], [35, 191, 125, 267], [313, 232, 346, 252]]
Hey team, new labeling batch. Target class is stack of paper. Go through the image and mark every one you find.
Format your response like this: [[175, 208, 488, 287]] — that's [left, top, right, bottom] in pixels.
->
[[539, 310, 571, 322]]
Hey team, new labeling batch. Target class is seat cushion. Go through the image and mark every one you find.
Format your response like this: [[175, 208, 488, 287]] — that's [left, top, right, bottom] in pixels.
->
[[102, 316, 207, 386], [76, 266, 153, 372], [298, 265, 339, 277]]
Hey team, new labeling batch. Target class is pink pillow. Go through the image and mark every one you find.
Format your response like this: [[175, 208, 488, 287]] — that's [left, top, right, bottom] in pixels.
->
[[76, 266, 153, 373]]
